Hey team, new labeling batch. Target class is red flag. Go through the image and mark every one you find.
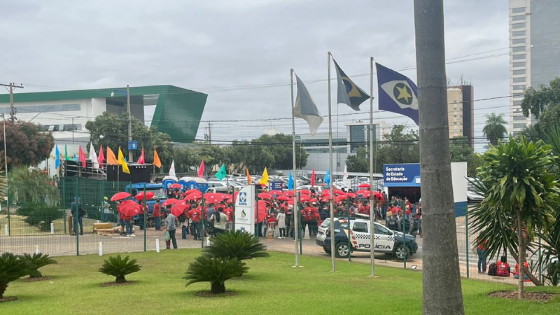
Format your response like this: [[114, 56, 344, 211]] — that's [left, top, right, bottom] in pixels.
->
[[197, 160, 205, 177], [153, 147, 162, 168], [79, 146, 86, 169], [137, 147, 145, 164], [311, 169, 315, 187], [98, 145, 105, 166]]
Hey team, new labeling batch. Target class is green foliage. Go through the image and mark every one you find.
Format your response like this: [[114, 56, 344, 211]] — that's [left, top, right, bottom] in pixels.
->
[[99, 254, 141, 283], [184, 255, 248, 294], [204, 230, 270, 261], [17, 203, 63, 231], [86, 112, 173, 170], [346, 146, 369, 172], [522, 77, 560, 119], [0, 121, 54, 170], [482, 113, 507, 146], [545, 261, 560, 286], [0, 252, 27, 298], [20, 253, 57, 278], [10, 166, 60, 206]]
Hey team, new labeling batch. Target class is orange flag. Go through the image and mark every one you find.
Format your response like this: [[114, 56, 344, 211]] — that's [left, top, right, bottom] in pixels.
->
[[153, 147, 162, 168], [106, 146, 119, 165], [246, 168, 252, 185]]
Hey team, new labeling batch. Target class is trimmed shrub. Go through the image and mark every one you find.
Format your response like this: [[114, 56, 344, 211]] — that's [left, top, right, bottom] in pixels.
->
[[20, 253, 57, 278], [184, 255, 248, 294], [17, 203, 63, 231], [204, 230, 270, 261], [0, 253, 27, 298], [99, 255, 141, 283]]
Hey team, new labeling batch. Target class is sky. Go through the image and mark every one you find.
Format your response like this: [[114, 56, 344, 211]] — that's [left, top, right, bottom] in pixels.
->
[[0, 0, 510, 151]]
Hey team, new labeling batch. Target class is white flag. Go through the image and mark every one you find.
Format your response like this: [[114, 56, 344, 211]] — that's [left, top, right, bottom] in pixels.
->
[[343, 165, 350, 189], [169, 160, 176, 177], [293, 74, 323, 134], [89, 143, 99, 169]]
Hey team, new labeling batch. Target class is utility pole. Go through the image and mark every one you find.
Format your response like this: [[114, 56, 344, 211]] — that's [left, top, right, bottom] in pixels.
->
[[208, 121, 212, 145], [127, 85, 133, 162], [414, 1, 464, 314], [0, 83, 24, 123]]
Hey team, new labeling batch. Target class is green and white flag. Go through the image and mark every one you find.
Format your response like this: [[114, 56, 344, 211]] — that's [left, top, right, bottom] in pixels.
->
[[215, 164, 227, 181]]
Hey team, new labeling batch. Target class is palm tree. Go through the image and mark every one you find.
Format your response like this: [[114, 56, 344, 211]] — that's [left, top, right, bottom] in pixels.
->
[[482, 113, 507, 146], [475, 135, 559, 298]]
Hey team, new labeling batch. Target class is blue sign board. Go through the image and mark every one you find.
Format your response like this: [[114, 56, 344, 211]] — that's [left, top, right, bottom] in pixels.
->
[[128, 140, 138, 151], [270, 181, 283, 191], [383, 163, 421, 187]]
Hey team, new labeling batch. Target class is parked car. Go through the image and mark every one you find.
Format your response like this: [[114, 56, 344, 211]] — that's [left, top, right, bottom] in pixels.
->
[[316, 217, 418, 260]]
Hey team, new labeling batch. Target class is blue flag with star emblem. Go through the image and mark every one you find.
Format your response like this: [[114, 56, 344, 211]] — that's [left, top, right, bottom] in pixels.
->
[[376, 63, 419, 125], [333, 59, 370, 111]]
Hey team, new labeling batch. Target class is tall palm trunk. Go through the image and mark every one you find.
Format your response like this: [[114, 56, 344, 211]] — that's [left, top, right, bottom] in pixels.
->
[[517, 209, 525, 299], [415, 1, 464, 313]]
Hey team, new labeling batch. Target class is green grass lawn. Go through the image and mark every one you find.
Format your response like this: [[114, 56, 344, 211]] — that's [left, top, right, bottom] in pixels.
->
[[2, 250, 559, 314]]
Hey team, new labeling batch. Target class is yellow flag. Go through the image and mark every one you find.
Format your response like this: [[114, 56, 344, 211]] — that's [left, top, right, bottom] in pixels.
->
[[118, 147, 130, 174], [259, 167, 269, 186]]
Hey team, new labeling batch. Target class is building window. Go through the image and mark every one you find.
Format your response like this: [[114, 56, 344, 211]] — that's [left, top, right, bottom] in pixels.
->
[[513, 54, 526, 60], [512, 31, 526, 37], [512, 38, 526, 45], [513, 62, 526, 67], [513, 100, 522, 106], [513, 116, 526, 121], [512, 15, 526, 22], [513, 85, 526, 90], [512, 46, 526, 53], [513, 69, 526, 75], [513, 123, 526, 129], [513, 93, 524, 98], [513, 77, 526, 83], [512, 23, 526, 29], [512, 7, 525, 14]]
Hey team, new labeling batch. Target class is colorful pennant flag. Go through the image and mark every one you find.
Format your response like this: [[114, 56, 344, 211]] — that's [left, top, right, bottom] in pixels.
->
[[78, 146, 86, 169], [288, 172, 294, 190], [333, 59, 370, 111], [260, 167, 269, 186], [323, 169, 331, 187], [55, 145, 60, 170], [117, 147, 130, 174], [376, 62, 419, 125], [169, 160, 176, 177], [197, 160, 205, 178], [215, 164, 227, 181], [106, 147, 118, 165], [98, 145, 105, 167], [153, 147, 162, 168], [64, 144, 69, 161], [137, 147, 145, 164], [311, 169, 315, 187], [89, 143, 99, 169], [246, 168, 252, 185]]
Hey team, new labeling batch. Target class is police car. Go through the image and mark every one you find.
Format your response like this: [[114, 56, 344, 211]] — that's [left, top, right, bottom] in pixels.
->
[[316, 217, 418, 260]]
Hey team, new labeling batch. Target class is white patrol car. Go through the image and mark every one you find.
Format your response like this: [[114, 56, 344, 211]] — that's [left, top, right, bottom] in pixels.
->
[[316, 217, 418, 260]]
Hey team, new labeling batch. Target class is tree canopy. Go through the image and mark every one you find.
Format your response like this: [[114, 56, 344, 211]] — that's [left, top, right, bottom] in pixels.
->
[[521, 78, 560, 138], [482, 113, 507, 146], [0, 121, 54, 170]]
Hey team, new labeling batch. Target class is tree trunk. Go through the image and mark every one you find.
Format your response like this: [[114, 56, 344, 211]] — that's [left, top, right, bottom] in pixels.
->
[[517, 210, 525, 299], [211, 281, 225, 294], [115, 275, 126, 283], [506, 243, 542, 286], [414, 1, 464, 314], [0, 281, 7, 299]]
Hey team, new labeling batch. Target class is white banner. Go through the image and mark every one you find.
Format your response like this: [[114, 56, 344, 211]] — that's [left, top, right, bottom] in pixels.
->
[[235, 185, 255, 235]]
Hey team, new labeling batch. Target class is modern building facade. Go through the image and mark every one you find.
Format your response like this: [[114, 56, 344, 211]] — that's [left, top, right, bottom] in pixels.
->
[[0, 85, 207, 145], [509, 0, 560, 135], [447, 85, 474, 147]]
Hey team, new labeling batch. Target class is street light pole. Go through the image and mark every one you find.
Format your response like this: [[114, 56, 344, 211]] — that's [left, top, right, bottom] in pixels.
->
[[127, 85, 133, 162], [1, 114, 9, 235]]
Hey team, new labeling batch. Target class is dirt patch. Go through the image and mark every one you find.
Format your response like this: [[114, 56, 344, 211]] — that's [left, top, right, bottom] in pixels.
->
[[195, 291, 238, 297], [0, 297, 18, 303], [489, 290, 556, 302], [21, 276, 53, 282], [101, 281, 137, 287]]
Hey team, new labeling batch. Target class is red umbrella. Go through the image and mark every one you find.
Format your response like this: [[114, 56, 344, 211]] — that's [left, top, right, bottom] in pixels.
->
[[161, 198, 180, 207], [270, 190, 283, 196], [333, 189, 345, 195], [284, 190, 295, 197], [299, 189, 311, 195], [373, 191, 385, 201], [321, 190, 331, 196], [356, 189, 369, 195], [111, 192, 131, 202], [347, 193, 357, 198], [358, 183, 371, 188], [277, 195, 289, 201], [184, 194, 201, 202], [117, 200, 141, 216], [335, 195, 348, 203], [255, 200, 268, 223], [258, 192, 273, 200], [135, 191, 155, 201], [171, 202, 189, 217], [186, 189, 202, 195], [169, 183, 183, 189], [299, 194, 311, 202], [204, 193, 224, 204], [320, 196, 330, 203]]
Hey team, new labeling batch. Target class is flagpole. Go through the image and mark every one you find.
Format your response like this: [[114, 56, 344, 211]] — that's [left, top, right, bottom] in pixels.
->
[[369, 57, 376, 277], [290, 68, 300, 267], [327, 52, 336, 272]]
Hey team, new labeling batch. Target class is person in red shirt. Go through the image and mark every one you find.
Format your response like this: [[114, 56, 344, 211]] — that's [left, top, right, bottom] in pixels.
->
[[309, 202, 319, 237], [188, 206, 202, 240], [514, 261, 530, 281], [496, 256, 511, 277], [153, 199, 161, 230]]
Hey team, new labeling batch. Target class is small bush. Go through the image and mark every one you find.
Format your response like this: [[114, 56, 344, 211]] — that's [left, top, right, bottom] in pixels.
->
[[0, 253, 27, 299], [204, 230, 270, 261], [99, 255, 141, 283], [20, 253, 57, 278], [184, 255, 248, 294], [18, 203, 63, 231]]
